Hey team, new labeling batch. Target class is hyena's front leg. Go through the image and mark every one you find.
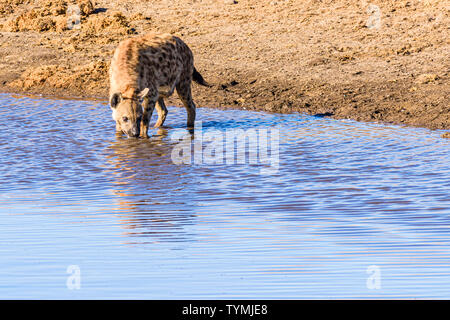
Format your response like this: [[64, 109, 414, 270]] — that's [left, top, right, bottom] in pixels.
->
[[154, 98, 169, 128], [141, 99, 156, 138]]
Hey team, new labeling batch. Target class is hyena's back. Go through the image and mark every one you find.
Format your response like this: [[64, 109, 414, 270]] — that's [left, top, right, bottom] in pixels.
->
[[109, 33, 194, 99]]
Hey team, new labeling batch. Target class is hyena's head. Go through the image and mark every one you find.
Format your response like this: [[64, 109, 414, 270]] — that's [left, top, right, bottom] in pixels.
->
[[109, 88, 149, 138]]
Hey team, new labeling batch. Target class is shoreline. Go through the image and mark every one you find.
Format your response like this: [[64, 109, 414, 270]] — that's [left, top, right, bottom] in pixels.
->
[[0, 0, 448, 133], [2, 86, 449, 139]]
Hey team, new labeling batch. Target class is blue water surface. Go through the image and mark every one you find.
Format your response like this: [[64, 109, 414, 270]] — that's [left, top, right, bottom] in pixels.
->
[[0, 93, 449, 299]]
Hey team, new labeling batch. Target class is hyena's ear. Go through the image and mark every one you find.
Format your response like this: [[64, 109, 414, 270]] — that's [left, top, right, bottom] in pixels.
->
[[110, 92, 122, 109], [138, 88, 150, 101]]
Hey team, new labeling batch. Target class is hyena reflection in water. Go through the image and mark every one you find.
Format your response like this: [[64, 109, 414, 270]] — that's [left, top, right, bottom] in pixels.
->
[[109, 32, 210, 138]]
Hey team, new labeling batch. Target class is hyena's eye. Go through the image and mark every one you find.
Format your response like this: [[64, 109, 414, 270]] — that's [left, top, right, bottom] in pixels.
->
[[122, 116, 129, 122]]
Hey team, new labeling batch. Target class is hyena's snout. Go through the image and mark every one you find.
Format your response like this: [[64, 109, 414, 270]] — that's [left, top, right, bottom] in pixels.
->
[[129, 126, 140, 138], [124, 123, 140, 138]]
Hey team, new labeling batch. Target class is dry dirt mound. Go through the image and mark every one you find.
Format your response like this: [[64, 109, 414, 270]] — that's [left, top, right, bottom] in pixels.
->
[[11, 60, 109, 95], [1, 0, 133, 96], [3, 0, 69, 32], [1, 0, 125, 33], [0, 0, 29, 16], [79, 10, 133, 37]]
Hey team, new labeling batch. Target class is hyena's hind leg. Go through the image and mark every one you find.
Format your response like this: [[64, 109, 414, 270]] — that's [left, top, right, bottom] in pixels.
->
[[176, 82, 196, 128], [154, 98, 168, 128]]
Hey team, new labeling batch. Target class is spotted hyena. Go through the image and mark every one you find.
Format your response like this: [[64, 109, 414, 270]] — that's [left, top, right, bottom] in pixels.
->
[[109, 32, 210, 138]]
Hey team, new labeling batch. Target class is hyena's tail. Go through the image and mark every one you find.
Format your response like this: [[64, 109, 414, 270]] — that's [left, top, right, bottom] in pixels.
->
[[193, 67, 212, 87]]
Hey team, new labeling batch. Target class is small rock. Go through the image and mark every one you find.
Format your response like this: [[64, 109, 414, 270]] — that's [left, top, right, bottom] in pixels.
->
[[225, 0, 238, 4], [77, 0, 95, 16], [416, 73, 439, 84]]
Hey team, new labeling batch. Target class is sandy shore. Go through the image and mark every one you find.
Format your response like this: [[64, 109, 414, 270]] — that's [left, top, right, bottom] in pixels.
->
[[0, 0, 448, 132]]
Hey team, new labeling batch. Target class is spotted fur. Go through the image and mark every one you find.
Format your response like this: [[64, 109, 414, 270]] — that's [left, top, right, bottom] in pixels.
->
[[109, 32, 209, 138]]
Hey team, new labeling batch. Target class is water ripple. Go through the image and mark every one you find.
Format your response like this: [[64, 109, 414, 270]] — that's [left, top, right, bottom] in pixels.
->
[[0, 93, 449, 298]]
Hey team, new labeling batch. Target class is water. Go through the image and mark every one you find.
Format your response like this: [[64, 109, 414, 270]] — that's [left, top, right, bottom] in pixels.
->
[[0, 93, 449, 299]]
